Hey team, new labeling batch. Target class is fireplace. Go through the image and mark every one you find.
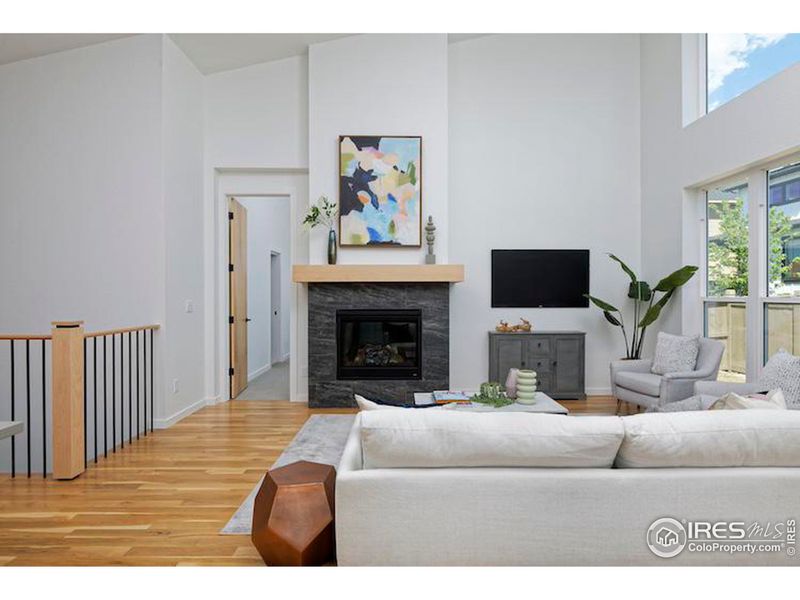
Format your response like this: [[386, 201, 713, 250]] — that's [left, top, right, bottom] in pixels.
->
[[336, 309, 422, 380]]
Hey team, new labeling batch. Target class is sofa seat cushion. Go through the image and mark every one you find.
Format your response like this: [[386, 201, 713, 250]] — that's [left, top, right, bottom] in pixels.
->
[[360, 411, 624, 469], [615, 371, 662, 396], [616, 411, 800, 468]]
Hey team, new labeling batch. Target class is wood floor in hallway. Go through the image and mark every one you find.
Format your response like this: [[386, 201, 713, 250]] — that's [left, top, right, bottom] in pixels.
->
[[0, 396, 618, 566]]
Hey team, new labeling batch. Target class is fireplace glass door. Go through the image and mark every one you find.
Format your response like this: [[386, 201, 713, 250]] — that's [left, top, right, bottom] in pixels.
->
[[336, 309, 422, 380]]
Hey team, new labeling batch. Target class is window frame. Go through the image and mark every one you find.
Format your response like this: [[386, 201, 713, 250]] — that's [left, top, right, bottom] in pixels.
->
[[700, 152, 800, 381]]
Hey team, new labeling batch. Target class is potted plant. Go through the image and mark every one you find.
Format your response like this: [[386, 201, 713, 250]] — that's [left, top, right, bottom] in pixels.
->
[[303, 195, 338, 265], [585, 254, 698, 359]]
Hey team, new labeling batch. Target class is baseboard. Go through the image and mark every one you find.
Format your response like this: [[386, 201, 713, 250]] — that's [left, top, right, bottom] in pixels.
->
[[273, 353, 290, 365], [585, 387, 612, 396], [154, 397, 208, 429], [248, 363, 271, 382]]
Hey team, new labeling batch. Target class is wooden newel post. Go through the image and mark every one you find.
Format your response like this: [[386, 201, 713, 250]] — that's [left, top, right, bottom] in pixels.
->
[[51, 321, 85, 480]]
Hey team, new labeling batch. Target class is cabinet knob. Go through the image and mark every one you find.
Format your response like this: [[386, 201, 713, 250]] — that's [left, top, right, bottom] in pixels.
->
[[521, 361, 526, 366], [553, 360, 558, 367]]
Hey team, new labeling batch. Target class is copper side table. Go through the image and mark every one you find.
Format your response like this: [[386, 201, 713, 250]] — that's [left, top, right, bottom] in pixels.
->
[[251, 460, 336, 566]]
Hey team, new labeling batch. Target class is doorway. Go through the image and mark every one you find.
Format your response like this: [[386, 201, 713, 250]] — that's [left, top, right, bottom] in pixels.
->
[[227, 195, 292, 401]]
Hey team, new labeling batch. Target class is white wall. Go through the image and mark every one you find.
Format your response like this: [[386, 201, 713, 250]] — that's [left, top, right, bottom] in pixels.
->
[[0, 34, 210, 471], [448, 34, 642, 394], [0, 35, 164, 333], [161, 37, 206, 423], [640, 35, 800, 355], [308, 34, 449, 264], [238, 196, 291, 379], [204, 55, 309, 402], [205, 56, 308, 169]]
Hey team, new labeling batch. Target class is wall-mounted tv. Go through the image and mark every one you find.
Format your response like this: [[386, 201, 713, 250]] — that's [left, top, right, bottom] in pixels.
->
[[491, 249, 590, 308]]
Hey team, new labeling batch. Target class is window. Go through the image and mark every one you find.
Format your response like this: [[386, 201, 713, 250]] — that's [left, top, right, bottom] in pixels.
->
[[701, 158, 800, 383], [706, 183, 749, 297], [706, 34, 800, 112], [705, 182, 749, 381], [767, 162, 800, 296], [764, 303, 799, 357]]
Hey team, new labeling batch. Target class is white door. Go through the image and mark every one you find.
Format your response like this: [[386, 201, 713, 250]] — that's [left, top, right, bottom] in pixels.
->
[[270, 252, 281, 364]]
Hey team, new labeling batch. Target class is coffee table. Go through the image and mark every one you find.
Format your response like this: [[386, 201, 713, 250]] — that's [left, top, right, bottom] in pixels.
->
[[413, 391, 569, 415]]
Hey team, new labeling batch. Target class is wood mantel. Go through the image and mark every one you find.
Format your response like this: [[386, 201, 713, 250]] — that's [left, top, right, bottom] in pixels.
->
[[292, 264, 464, 283]]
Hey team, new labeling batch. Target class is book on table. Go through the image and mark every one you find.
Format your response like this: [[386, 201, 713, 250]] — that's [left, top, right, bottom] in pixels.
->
[[432, 390, 472, 404]]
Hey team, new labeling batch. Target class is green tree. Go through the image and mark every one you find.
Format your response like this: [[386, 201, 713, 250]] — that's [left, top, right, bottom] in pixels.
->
[[708, 198, 798, 296]]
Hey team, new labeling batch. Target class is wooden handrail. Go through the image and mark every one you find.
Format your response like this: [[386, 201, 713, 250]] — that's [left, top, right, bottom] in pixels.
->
[[0, 333, 52, 340], [84, 324, 161, 338]]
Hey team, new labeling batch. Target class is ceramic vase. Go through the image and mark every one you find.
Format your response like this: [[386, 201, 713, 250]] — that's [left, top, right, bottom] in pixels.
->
[[515, 369, 538, 405], [504, 368, 519, 399], [327, 229, 337, 265]]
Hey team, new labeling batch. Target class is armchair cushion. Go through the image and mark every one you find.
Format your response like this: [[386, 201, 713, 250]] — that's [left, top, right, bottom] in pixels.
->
[[615, 371, 662, 397], [651, 332, 700, 375]]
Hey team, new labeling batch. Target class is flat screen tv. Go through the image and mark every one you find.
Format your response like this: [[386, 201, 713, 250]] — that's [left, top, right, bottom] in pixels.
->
[[491, 249, 590, 308]]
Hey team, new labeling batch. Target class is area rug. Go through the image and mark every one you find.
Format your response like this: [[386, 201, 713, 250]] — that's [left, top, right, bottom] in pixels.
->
[[220, 414, 355, 535]]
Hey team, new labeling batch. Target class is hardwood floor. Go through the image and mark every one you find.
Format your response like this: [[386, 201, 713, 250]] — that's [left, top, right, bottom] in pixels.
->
[[0, 396, 617, 566]]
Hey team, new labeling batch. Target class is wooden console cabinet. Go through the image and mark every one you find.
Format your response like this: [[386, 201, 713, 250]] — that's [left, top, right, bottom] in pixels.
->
[[488, 331, 586, 400]]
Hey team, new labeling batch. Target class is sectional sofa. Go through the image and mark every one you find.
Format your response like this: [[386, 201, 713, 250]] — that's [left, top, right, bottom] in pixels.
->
[[335, 410, 800, 566]]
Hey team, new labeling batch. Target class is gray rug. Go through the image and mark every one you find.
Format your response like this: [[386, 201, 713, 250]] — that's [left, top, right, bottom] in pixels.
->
[[221, 414, 355, 535]]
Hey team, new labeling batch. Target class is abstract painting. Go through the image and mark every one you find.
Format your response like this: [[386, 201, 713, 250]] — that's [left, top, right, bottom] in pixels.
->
[[339, 135, 422, 246]]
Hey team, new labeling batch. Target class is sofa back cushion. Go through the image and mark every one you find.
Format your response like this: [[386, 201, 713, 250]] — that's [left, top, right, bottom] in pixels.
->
[[360, 411, 624, 469], [616, 411, 800, 468], [758, 349, 800, 409]]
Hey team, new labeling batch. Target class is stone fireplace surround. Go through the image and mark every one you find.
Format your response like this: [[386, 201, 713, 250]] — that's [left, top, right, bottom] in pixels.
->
[[307, 282, 449, 408]]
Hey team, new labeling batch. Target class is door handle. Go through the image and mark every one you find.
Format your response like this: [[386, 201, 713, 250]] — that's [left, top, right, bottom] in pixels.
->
[[245, 318, 252, 322]]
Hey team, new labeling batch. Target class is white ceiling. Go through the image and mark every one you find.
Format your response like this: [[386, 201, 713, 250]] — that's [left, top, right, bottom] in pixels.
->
[[0, 33, 489, 74], [169, 33, 354, 74], [0, 34, 135, 67]]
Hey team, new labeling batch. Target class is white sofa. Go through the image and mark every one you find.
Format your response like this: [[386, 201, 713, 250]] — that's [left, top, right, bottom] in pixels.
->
[[335, 410, 800, 566]]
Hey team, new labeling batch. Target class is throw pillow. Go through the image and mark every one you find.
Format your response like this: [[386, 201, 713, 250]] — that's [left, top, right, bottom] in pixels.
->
[[651, 332, 700, 375], [711, 389, 788, 411], [354, 394, 395, 411], [758, 349, 800, 409]]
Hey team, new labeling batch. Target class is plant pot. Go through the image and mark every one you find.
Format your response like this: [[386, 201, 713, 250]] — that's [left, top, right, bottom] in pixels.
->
[[327, 229, 337, 265]]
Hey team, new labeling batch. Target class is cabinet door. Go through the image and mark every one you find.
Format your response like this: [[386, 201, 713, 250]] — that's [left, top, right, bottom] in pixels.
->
[[491, 337, 525, 382], [552, 336, 583, 396]]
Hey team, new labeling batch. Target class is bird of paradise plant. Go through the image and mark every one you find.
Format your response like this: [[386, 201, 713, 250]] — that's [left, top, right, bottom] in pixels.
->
[[585, 254, 698, 359]]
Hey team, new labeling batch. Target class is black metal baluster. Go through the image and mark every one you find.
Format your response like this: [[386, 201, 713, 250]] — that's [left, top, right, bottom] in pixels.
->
[[112, 333, 117, 452], [10, 340, 15, 478], [42, 339, 46, 478], [150, 329, 154, 433], [93, 336, 97, 463], [25, 340, 31, 478], [128, 332, 132, 443], [103, 336, 108, 458], [136, 330, 140, 440], [119, 333, 124, 449], [83, 338, 87, 469], [143, 330, 147, 437]]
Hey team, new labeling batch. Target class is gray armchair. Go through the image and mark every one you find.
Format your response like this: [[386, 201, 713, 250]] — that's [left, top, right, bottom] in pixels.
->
[[610, 337, 725, 412]]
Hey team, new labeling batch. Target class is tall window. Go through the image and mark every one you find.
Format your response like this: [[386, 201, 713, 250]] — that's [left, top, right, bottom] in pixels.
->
[[705, 182, 748, 382], [764, 161, 800, 358], [767, 162, 800, 297], [707, 34, 800, 112]]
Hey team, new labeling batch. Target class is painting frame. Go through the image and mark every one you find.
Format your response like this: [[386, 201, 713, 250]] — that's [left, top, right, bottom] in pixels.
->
[[338, 135, 422, 247]]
